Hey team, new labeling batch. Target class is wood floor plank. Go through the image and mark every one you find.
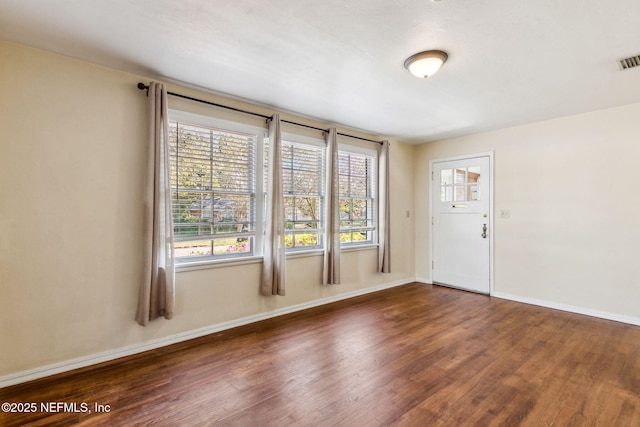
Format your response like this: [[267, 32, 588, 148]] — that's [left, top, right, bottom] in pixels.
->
[[1, 283, 639, 426]]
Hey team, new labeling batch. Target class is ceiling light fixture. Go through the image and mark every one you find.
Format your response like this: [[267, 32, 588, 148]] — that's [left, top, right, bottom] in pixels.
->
[[404, 50, 448, 78]]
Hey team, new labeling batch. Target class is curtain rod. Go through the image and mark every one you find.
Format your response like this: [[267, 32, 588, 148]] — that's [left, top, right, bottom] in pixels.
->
[[137, 83, 383, 145]]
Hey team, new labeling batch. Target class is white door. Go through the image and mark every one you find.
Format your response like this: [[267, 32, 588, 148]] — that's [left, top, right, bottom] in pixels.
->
[[432, 155, 491, 294]]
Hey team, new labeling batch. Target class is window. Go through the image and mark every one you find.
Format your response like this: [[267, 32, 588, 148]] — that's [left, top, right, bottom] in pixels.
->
[[440, 166, 481, 202], [281, 139, 325, 250], [265, 135, 325, 251], [167, 109, 376, 263], [168, 114, 261, 261], [168, 111, 329, 263], [338, 148, 376, 245]]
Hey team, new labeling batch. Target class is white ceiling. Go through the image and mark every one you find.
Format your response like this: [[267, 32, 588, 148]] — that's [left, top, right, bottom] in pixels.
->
[[1, 0, 639, 144]]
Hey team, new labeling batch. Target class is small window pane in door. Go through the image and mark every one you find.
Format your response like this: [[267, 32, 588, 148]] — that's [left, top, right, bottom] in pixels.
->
[[468, 166, 481, 183], [467, 166, 481, 201], [454, 185, 466, 201], [468, 184, 479, 201], [441, 186, 452, 202], [441, 169, 453, 185], [455, 169, 466, 184], [440, 169, 453, 201]]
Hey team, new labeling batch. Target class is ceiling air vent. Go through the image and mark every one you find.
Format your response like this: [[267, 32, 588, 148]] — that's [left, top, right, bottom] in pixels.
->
[[619, 55, 640, 70]]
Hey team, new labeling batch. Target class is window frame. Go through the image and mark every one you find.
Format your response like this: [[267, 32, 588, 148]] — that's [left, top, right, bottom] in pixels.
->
[[279, 133, 326, 253], [282, 132, 327, 253], [168, 109, 266, 264], [337, 144, 378, 247]]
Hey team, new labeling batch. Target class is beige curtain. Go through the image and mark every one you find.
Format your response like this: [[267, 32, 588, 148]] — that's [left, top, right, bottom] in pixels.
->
[[261, 114, 286, 295], [378, 140, 391, 273], [136, 82, 175, 326], [323, 128, 341, 285]]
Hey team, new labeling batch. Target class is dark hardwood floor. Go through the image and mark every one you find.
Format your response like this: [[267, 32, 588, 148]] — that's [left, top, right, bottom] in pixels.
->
[[2, 283, 640, 426]]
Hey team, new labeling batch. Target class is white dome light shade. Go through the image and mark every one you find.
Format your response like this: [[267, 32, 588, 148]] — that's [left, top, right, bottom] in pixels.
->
[[404, 50, 448, 78]]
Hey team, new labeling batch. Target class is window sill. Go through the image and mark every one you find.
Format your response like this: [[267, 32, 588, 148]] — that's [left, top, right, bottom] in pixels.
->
[[176, 255, 263, 273], [175, 244, 378, 273], [286, 249, 324, 259], [341, 243, 379, 253]]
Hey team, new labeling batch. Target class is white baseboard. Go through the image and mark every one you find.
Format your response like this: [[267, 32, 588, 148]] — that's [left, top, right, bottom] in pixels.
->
[[0, 278, 415, 389], [492, 292, 640, 327], [414, 277, 432, 285]]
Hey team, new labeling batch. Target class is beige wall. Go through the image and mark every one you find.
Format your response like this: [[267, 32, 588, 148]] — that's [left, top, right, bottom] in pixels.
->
[[4, 37, 638, 383], [415, 102, 640, 321], [0, 41, 416, 379]]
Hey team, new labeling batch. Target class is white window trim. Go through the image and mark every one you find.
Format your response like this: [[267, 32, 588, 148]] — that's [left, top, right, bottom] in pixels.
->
[[337, 143, 378, 247], [282, 132, 325, 148], [278, 132, 326, 253], [169, 109, 267, 141], [176, 244, 377, 273], [337, 143, 377, 158], [168, 109, 267, 265]]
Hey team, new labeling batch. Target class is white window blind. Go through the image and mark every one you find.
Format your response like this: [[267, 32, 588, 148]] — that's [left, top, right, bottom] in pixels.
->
[[169, 120, 257, 260]]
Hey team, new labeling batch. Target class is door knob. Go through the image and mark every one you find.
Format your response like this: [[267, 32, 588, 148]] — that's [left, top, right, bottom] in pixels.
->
[[481, 224, 487, 239]]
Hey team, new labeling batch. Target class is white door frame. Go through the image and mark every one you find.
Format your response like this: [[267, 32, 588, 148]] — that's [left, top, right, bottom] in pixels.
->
[[429, 151, 495, 295]]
